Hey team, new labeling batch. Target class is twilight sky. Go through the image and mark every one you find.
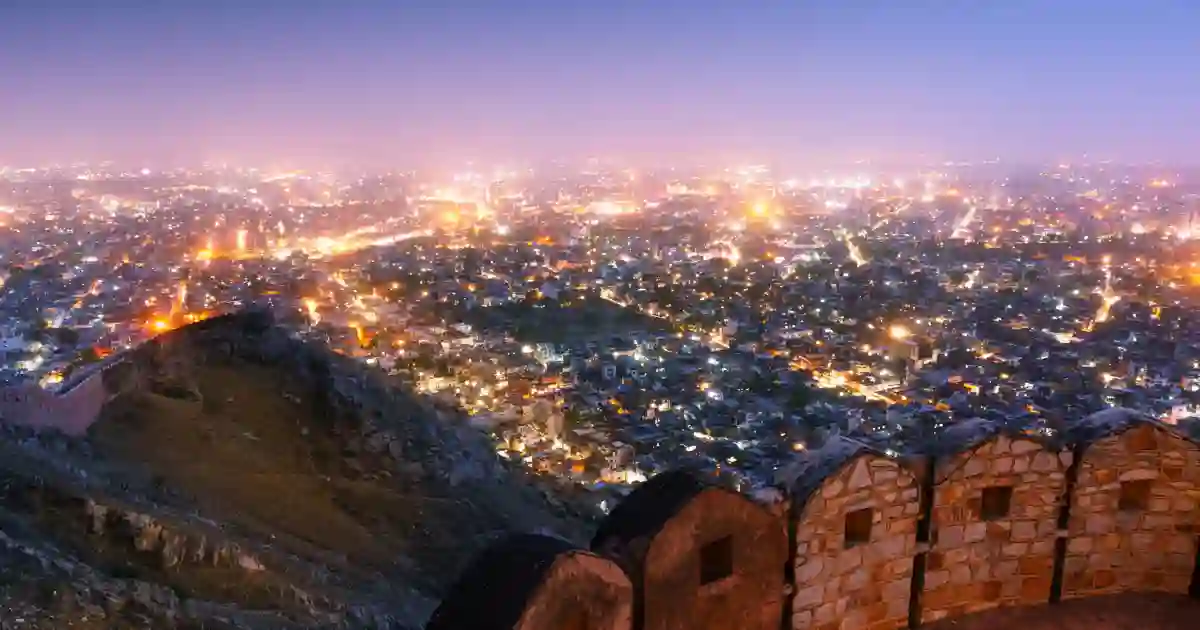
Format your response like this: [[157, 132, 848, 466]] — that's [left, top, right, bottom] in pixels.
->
[[2, 1, 1198, 168]]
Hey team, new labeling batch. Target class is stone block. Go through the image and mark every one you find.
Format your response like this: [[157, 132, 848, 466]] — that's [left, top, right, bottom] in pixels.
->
[[1032, 452, 1058, 472], [846, 567, 870, 589], [794, 584, 824, 609], [1119, 468, 1158, 481], [1144, 514, 1175, 529], [1167, 552, 1193, 570], [841, 609, 869, 630], [882, 578, 908, 601], [1167, 535, 1194, 554], [1085, 514, 1114, 535], [848, 460, 872, 490], [1002, 542, 1029, 557], [822, 479, 845, 498], [1011, 440, 1040, 455], [944, 548, 969, 565], [796, 558, 824, 582], [938, 525, 964, 547], [1132, 532, 1155, 549], [1020, 576, 1050, 600], [1018, 556, 1047, 574], [1011, 521, 1037, 542], [950, 564, 972, 585], [866, 601, 891, 624], [925, 570, 950, 589], [964, 457, 987, 478], [836, 546, 863, 573], [814, 602, 836, 624]]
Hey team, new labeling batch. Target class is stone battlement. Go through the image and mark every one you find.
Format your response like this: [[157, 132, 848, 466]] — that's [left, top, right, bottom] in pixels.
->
[[430, 408, 1200, 630]]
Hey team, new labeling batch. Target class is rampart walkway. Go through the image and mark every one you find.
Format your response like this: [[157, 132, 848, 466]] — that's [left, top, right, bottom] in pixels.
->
[[923, 593, 1199, 630]]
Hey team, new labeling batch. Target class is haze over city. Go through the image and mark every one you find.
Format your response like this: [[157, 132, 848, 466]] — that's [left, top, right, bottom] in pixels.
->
[[2, 3, 1200, 630], [4, 1, 1200, 167]]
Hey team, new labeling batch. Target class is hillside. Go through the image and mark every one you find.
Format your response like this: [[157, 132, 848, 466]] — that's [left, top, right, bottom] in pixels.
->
[[0, 310, 594, 629]]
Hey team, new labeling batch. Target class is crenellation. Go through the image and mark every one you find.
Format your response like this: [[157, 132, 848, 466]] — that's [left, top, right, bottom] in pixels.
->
[[428, 414, 1199, 630], [921, 433, 1068, 623], [791, 448, 919, 630], [1065, 421, 1200, 600]]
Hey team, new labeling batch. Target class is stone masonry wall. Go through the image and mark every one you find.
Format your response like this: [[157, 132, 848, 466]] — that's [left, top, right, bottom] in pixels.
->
[[517, 551, 632, 630], [639, 488, 787, 630], [1065, 424, 1200, 598], [792, 455, 919, 630], [427, 420, 1200, 630], [922, 436, 1068, 623]]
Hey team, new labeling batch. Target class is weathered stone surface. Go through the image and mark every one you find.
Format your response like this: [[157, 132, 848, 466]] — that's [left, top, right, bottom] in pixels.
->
[[1064, 423, 1200, 599], [593, 475, 787, 630], [428, 535, 633, 630], [792, 452, 918, 630], [924, 436, 1066, 622]]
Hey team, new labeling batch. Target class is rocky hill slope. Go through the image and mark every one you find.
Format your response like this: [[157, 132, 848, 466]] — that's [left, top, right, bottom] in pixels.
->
[[0, 310, 594, 629]]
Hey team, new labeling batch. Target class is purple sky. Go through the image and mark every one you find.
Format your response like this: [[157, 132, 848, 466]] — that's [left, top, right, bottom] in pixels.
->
[[2, 1, 1198, 168]]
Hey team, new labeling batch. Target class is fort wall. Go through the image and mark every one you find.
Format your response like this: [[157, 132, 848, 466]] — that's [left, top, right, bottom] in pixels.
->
[[0, 354, 132, 436], [922, 436, 1068, 622], [1064, 422, 1200, 598], [792, 454, 918, 630], [431, 413, 1200, 630]]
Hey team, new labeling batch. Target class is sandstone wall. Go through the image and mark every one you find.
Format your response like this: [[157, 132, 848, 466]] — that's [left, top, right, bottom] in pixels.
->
[[428, 535, 633, 630], [792, 455, 919, 630], [638, 488, 787, 630], [1064, 423, 1200, 598], [922, 436, 1068, 623], [517, 551, 632, 630], [426, 420, 1200, 630]]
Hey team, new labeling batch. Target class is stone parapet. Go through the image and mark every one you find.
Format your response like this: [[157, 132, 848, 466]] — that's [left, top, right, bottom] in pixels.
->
[[922, 436, 1068, 623], [792, 453, 918, 630], [424, 411, 1199, 630], [1064, 422, 1200, 598]]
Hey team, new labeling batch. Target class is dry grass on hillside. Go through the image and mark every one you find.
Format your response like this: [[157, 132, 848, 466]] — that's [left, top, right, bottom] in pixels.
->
[[89, 361, 480, 591]]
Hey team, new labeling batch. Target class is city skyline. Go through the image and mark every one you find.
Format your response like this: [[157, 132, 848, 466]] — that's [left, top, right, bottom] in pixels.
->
[[3, 1, 1200, 168]]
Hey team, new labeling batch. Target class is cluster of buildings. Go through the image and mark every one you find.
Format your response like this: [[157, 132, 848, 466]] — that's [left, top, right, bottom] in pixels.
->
[[3, 160, 1200, 502]]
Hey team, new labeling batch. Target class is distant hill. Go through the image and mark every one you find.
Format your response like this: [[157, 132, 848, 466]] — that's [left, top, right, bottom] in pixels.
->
[[0, 310, 594, 629]]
